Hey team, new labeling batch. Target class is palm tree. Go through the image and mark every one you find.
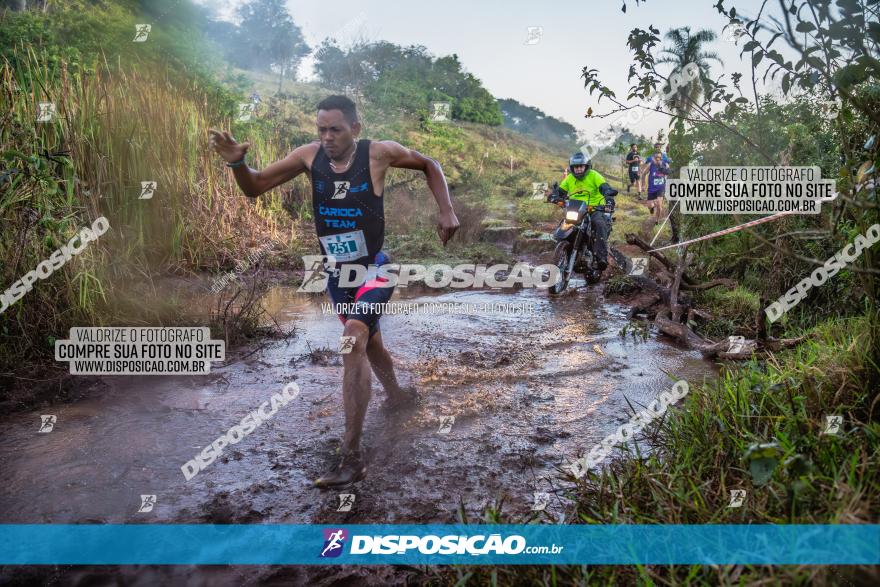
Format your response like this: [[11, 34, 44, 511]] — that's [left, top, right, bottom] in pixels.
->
[[656, 27, 723, 114]]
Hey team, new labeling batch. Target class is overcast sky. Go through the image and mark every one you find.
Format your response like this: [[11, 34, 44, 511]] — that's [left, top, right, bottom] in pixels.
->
[[196, 0, 781, 143]]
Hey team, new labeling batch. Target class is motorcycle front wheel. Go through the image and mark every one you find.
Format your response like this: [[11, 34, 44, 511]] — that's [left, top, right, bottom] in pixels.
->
[[549, 241, 573, 295]]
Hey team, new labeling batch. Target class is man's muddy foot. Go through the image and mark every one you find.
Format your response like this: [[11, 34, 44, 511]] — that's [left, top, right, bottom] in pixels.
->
[[313, 450, 366, 488], [383, 386, 421, 412]]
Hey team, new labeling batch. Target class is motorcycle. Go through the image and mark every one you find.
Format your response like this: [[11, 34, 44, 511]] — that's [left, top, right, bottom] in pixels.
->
[[546, 182, 614, 294]]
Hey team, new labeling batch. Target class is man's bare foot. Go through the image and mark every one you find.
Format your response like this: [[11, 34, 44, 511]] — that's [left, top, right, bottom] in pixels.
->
[[383, 386, 421, 412], [314, 450, 366, 488]]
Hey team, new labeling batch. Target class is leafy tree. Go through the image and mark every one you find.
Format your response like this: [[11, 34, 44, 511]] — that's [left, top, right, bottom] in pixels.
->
[[237, 0, 309, 91], [655, 26, 723, 113], [313, 41, 367, 90], [315, 40, 502, 125]]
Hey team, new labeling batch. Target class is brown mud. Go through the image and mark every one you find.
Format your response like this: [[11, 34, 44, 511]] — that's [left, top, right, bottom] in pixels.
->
[[0, 274, 716, 585]]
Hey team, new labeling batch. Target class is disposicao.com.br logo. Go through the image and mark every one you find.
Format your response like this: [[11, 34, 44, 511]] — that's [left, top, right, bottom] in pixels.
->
[[320, 528, 348, 558], [318, 528, 563, 557], [298, 255, 559, 292]]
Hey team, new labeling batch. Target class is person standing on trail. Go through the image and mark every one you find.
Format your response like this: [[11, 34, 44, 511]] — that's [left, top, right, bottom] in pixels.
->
[[208, 95, 460, 487], [641, 152, 669, 225], [624, 144, 642, 198]]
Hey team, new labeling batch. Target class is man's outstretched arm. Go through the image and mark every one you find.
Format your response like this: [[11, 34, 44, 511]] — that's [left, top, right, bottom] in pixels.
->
[[376, 141, 460, 245], [208, 129, 311, 198]]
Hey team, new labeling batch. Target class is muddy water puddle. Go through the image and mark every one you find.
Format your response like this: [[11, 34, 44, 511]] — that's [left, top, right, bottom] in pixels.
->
[[0, 284, 716, 529]]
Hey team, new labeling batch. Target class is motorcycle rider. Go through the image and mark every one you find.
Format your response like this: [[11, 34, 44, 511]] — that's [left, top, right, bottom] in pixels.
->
[[548, 152, 616, 272]]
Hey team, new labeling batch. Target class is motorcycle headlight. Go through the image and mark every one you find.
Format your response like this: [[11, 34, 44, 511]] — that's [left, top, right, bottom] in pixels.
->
[[565, 211, 580, 222]]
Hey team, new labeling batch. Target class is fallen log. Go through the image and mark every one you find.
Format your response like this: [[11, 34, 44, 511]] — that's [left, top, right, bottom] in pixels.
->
[[610, 247, 668, 294], [761, 335, 809, 352], [615, 242, 811, 361], [705, 336, 808, 359], [654, 315, 712, 349], [628, 292, 661, 320], [655, 316, 808, 359], [625, 233, 735, 291], [688, 308, 714, 322]]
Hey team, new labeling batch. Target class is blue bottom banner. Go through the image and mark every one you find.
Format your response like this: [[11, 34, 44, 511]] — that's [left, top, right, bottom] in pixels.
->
[[1, 524, 877, 565]]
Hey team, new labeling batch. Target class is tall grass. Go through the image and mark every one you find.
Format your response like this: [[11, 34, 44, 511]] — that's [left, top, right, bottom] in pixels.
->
[[0, 47, 295, 380]]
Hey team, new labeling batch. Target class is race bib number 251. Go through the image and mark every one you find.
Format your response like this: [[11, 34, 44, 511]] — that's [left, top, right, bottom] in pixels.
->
[[319, 230, 367, 262]]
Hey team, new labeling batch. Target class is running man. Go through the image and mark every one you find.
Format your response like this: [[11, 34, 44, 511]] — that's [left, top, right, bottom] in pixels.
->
[[624, 144, 642, 198], [641, 152, 670, 225], [208, 95, 460, 486], [640, 142, 669, 193]]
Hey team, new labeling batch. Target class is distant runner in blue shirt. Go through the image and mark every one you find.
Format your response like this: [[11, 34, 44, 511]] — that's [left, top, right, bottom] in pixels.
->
[[641, 152, 670, 225], [640, 142, 669, 192]]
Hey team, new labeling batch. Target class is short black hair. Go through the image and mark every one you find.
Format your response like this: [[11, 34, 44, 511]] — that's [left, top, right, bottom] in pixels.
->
[[316, 95, 358, 124], [630, 143, 637, 148]]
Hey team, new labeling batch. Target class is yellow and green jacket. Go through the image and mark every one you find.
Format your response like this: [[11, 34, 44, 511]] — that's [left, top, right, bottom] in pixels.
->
[[559, 169, 608, 206]]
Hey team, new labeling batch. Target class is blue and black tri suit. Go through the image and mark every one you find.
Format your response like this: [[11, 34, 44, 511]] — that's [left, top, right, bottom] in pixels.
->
[[311, 138, 394, 338]]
